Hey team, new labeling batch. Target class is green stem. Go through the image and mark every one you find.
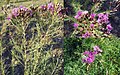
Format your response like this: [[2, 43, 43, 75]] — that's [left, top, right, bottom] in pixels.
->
[[21, 20, 28, 75], [0, 40, 5, 75]]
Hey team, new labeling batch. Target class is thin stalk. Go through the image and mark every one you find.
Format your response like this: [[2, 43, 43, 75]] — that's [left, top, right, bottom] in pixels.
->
[[21, 20, 28, 75], [51, 58, 59, 75], [0, 40, 5, 75], [11, 56, 14, 75]]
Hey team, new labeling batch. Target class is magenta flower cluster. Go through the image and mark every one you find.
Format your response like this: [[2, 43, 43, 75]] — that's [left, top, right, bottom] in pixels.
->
[[40, 2, 64, 16], [74, 11, 88, 20], [106, 24, 113, 32], [74, 11, 83, 19], [82, 32, 91, 38], [40, 5, 47, 11], [11, 8, 19, 17], [73, 10, 113, 38], [40, 2, 55, 14], [97, 13, 109, 24], [73, 23, 79, 28], [7, 5, 32, 20], [7, 3, 64, 20], [97, 13, 113, 32], [90, 13, 96, 20], [47, 2, 54, 13], [82, 46, 102, 64], [82, 51, 96, 64]]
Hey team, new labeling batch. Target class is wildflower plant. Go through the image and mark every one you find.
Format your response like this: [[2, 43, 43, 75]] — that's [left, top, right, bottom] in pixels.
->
[[82, 45, 102, 64], [72, 10, 113, 38], [64, 0, 115, 39], [0, 2, 64, 75], [64, 37, 120, 75], [64, 0, 120, 75]]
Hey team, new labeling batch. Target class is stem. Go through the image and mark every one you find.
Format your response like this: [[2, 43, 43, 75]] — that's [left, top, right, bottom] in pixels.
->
[[0, 40, 5, 75], [51, 58, 59, 75], [87, 64, 90, 74], [11, 57, 14, 75], [21, 20, 27, 75]]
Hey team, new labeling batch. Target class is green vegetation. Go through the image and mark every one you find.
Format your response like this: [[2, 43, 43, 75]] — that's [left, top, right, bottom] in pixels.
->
[[64, 36, 120, 75], [64, 0, 120, 75], [0, 1, 63, 75]]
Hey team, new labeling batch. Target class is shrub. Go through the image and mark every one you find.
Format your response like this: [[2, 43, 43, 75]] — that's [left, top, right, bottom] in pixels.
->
[[0, 2, 64, 75], [64, 36, 120, 75]]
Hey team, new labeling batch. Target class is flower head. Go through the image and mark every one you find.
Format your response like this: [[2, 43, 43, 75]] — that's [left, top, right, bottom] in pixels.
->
[[93, 46, 102, 54], [82, 32, 91, 38], [74, 11, 82, 19], [82, 51, 96, 64], [82, 45, 102, 64], [48, 2, 54, 10], [106, 24, 113, 32], [97, 13, 109, 24], [73, 23, 79, 28], [8, 5, 33, 19], [82, 56, 95, 64], [83, 51, 90, 55], [47, 3, 55, 14], [19, 5, 28, 11], [40, 5, 47, 10], [12, 8, 19, 17], [97, 18, 101, 24], [90, 24, 94, 29], [90, 13, 96, 19], [98, 13, 104, 18], [74, 15, 80, 19], [77, 11, 82, 16]]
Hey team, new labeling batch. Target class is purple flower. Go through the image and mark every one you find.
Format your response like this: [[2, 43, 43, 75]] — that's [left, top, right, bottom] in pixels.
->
[[97, 13, 109, 24], [58, 12, 63, 17], [47, 2, 54, 11], [28, 10, 33, 16], [8, 6, 32, 19], [83, 51, 97, 56], [82, 45, 102, 64], [40, 5, 47, 10], [7, 14, 12, 20], [41, 5, 45, 9], [47, 3, 55, 14], [82, 56, 95, 64], [19, 5, 23, 8], [19, 5, 28, 11], [74, 11, 82, 19], [106, 24, 113, 32], [82, 32, 91, 38], [93, 46, 102, 54], [73, 23, 79, 28], [92, 0, 96, 2], [102, 14, 109, 23], [90, 13, 96, 19], [97, 18, 101, 24], [83, 51, 90, 55], [12, 8, 19, 17], [87, 56, 95, 63], [82, 51, 95, 64], [90, 24, 94, 29], [98, 13, 104, 18], [74, 15, 80, 19], [77, 11, 82, 16]]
